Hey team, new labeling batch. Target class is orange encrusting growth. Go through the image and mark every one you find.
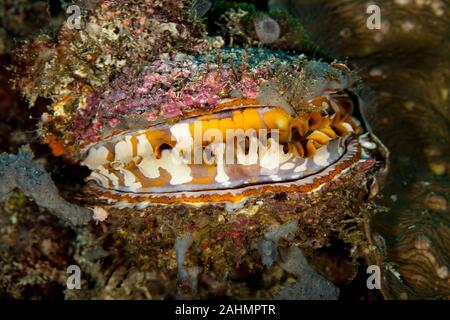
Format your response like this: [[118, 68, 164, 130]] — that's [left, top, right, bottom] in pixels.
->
[[46, 134, 66, 157]]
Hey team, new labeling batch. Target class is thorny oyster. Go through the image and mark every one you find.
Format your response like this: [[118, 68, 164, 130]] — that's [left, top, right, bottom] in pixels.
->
[[1, 0, 416, 299], [78, 50, 386, 210]]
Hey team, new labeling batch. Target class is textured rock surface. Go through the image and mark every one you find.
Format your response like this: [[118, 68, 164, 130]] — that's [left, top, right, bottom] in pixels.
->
[[278, 0, 450, 299]]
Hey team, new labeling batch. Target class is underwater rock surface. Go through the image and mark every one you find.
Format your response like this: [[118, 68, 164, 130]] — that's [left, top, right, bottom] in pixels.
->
[[278, 0, 450, 299]]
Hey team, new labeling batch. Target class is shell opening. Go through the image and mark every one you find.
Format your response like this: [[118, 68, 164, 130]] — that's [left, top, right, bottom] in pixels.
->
[[81, 92, 364, 203]]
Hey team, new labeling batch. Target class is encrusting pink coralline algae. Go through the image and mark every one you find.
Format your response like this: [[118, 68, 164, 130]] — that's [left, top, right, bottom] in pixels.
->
[[73, 50, 276, 143]]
